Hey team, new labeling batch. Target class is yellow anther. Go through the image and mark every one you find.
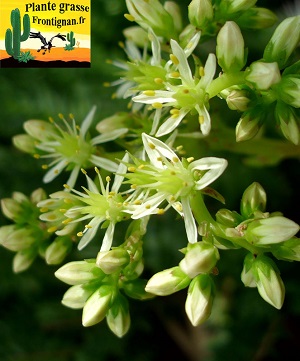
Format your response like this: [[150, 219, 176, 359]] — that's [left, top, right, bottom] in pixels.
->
[[39, 207, 48, 212], [145, 204, 151, 209], [183, 181, 189, 187], [109, 191, 116, 196], [170, 71, 180, 78], [169, 196, 176, 202], [143, 90, 156, 96], [118, 41, 125, 48], [106, 176, 111, 182], [59, 208, 67, 213], [103, 82, 111, 87], [170, 54, 179, 65], [128, 166, 136, 172], [64, 198, 72, 203], [124, 13, 135, 22], [199, 66, 205, 77], [199, 115, 205, 124], [85, 224, 92, 229], [176, 145, 183, 151], [157, 156, 163, 162], [170, 171, 176, 175], [81, 168, 87, 175], [148, 142, 155, 150], [172, 157, 179, 163], [170, 108, 180, 115], [63, 184, 71, 190], [94, 167, 100, 174], [157, 209, 165, 215], [106, 59, 113, 64], [187, 157, 194, 163], [138, 164, 145, 169], [77, 231, 83, 237], [48, 116, 54, 123], [34, 154, 40, 159], [112, 93, 117, 99], [183, 89, 189, 94], [54, 169, 59, 175], [131, 184, 137, 189], [134, 200, 142, 205], [69, 113, 74, 120], [42, 164, 48, 169], [175, 204, 183, 212], [47, 226, 57, 233], [154, 77, 164, 84], [62, 218, 72, 224], [186, 41, 193, 49], [152, 102, 163, 109], [58, 113, 64, 119]]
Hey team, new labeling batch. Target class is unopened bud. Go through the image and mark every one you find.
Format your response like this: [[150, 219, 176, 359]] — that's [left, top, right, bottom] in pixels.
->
[[236, 110, 262, 142], [188, 0, 213, 29], [236, 7, 277, 29], [241, 253, 256, 288], [12, 134, 36, 153], [226, 89, 251, 112], [62, 284, 94, 309], [106, 294, 131, 338], [13, 248, 37, 273], [216, 209, 243, 227], [45, 236, 73, 265], [240, 182, 267, 218], [275, 102, 299, 145], [145, 266, 191, 296], [273, 237, 300, 262], [246, 62, 281, 90], [277, 75, 300, 109], [122, 279, 155, 300], [96, 248, 130, 274], [24, 120, 57, 141], [185, 274, 214, 326]]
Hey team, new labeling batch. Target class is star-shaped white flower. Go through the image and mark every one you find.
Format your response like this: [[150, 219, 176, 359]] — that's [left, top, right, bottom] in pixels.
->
[[125, 134, 227, 244]]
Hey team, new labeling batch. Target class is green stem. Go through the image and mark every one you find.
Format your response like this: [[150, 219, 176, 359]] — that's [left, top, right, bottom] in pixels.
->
[[207, 71, 246, 98], [190, 192, 261, 254]]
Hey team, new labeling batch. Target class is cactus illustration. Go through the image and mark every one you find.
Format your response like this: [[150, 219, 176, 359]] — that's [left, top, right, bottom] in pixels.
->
[[5, 8, 30, 59], [65, 31, 76, 51]]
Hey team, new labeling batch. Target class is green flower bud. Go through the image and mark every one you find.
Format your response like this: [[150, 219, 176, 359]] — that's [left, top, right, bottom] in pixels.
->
[[252, 255, 285, 309], [216, 21, 245, 72], [30, 188, 47, 204], [179, 24, 199, 49], [106, 294, 131, 338], [179, 242, 219, 278], [23, 119, 57, 141], [245, 216, 300, 245], [123, 26, 148, 47], [145, 266, 191, 296], [45, 236, 73, 265], [246, 62, 281, 90], [122, 279, 155, 300], [215, 209, 243, 227], [185, 274, 214, 326], [164, 2, 182, 33], [1, 198, 23, 222], [12, 134, 36, 153], [96, 248, 130, 274], [226, 89, 251, 112], [241, 253, 256, 288], [1, 227, 35, 251], [55, 260, 105, 286], [277, 75, 300, 108], [235, 7, 277, 29], [82, 285, 112, 327], [125, 0, 176, 39], [275, 102, 299, 145], [236, 109, 262, 142], [62, 284, 95, 309], [223, 0, 257, 14], [263, 16, 300, 69], [13, 248, 38, 273], [240, 182, 267, 218], [188, 0, 213, 29], [273, 237, 300, 262]]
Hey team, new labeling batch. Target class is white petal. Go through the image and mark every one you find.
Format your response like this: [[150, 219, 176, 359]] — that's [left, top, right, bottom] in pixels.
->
[[190, 158, 228, 190], [181, 197, 198, 244], [90, 155, 118, 172], [184, 31, 201, 57], [198, 53, 216, 89], [43, 159, 67, 183], [91, 128, 128, 146], [112, 153, 129, 193], [65, 165, 81, 189], [170, 39, 194, 87], [80, 106, 97, 138], [196, 105, 211, 135], [131, 192, 166, 219], [100, 222, 115, 252], [142, 133, 179, 167], [156, 108, 189, 137], [78, 218, 102, 250], [133, 91, 176, 104]]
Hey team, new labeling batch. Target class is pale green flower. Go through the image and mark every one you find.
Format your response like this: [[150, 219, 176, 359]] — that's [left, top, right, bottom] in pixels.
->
[[125, 133, 227, 244], [14, 106, 127, 188], [133, 37, 216, 136]]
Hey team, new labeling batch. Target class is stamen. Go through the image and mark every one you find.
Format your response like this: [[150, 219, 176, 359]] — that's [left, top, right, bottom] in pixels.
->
[[106, 176, 111, 182], [152, 102, 163, 109], [34, 154, 40, 159], [148, 142, 156, 150], [103, 82, 110, 87], [124, 13, 135, 22], [199, 66, 205, 77], [85, 224, 92, 229], [47, 226, 57, 233], [128, 166, 136, 172], [42, 164, 48, 169], [145, 204, 151, 209], [77, 231, 83, 237], [170, 54, 179, 65], [39, 207, 48, 212], [170, 71, 180, 78], [172, 157, 179, 163], [63, 184, 71, 190], [118, 41, 125, 48], [199, 115, 204, 124], [183, 89, 189, 94], [187, 157, 194, 163], [62, 218, 72, 224], [157, 209, 165, 215], [143, 90, 156, 96], [81, 168, 87, 175], [134, 200, 142, 205], [154, 77, 163, 84]]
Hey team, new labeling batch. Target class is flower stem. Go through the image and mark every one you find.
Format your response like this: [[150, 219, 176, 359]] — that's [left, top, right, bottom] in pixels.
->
[[207, 72, 246, 98]]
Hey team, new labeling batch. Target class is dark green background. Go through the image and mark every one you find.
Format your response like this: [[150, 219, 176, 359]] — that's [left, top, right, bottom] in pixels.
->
[[0, 1, 299, 360]]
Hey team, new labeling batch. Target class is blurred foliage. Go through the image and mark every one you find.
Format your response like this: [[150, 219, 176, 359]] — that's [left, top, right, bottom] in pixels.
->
[[0, 1, 299, 361]]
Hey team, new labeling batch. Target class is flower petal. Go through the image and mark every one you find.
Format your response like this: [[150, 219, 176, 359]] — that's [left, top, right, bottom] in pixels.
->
[[78, 217, 102, 250], [170, 39, 194, 87], [91, 128, 128, 146], [80, 106, 97, 138], [156, 108, 189, 137], [181, 196, 198, 244], [43, 159, 67, 183], [90, 155, 118, 172], [100, 222, 116, 252]]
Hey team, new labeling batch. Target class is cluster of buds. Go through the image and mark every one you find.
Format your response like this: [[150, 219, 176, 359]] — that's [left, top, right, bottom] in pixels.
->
[[0, 188, 75, 272], [55, 219, 153, 337]]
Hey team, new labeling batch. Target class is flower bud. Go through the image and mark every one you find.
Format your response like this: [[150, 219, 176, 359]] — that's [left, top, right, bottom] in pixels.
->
[[246, 62, 281, 90], [226, 89, 251, 112], [240, 182, 267, 218], [235, 109, 262, 142], [122, 279, 155, 300], [164, 2, 182, 33], [62, 284, 94, 309], [1, 227, 35, 251], [145, 266, 191, 296], [45, 236, 73, 265], [30, 188, 47, 204], [216, 21, 245, 72], [96, 248, 130, 274], [252, 255, 285, 309], [12, 134, 36, 153], [188, 0, 213, 29], [1, 198, 23, 222], [179, 242, 219, 278], [275, 102, 299, 145], [236, 8, 277, 29], [185, 274, 214, 326], [277, 75, 300, 108], [241, 253, 256, 288], [13, 248, 37, 273], [263, 16, 300, 69], [55, 260, 105, 285], [82, 285, 112, 327], [245, 216, 300, 245], [215, 209, 243, 227], [106, 294, 131, 338], [223, 0, 257, 14], [273, 237, 300, 262], [123, 26, 148, 47]]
